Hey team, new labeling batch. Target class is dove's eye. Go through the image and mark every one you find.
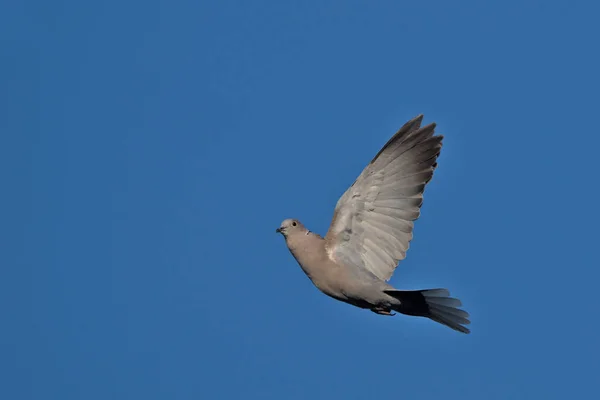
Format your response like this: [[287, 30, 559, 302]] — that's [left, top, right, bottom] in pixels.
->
[[292, 222, 297, 226]]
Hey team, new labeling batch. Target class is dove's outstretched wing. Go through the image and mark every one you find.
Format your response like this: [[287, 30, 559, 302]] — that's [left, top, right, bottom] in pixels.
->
[[324, 115, 443, 281]]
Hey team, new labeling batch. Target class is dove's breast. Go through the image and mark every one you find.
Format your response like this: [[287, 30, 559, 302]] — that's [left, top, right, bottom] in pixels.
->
[[286, 233, 379, 305]]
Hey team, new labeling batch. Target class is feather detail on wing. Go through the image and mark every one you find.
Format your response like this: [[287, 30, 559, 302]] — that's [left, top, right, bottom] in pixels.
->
[[324, 115, 443, 281]]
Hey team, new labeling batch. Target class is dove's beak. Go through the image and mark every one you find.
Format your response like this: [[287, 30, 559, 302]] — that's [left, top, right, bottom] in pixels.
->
[[276, 227, 283, 234]]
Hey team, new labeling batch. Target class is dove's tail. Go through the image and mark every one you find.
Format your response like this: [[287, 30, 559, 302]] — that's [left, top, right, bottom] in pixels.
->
[[384, 288, 471, 334]]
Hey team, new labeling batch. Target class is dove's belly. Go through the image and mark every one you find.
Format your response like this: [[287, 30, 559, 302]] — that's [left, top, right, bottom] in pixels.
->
[[305, 261, 392, 310]]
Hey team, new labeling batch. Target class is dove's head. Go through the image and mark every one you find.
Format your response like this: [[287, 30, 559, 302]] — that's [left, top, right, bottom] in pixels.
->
[[276, 219, 307, 237]]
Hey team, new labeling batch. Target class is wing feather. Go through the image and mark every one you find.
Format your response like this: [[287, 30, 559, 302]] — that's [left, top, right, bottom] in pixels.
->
[[324, 115, 443, 281]]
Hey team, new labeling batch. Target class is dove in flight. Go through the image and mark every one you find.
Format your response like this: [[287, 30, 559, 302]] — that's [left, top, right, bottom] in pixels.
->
[[276, 114, 470, 333]]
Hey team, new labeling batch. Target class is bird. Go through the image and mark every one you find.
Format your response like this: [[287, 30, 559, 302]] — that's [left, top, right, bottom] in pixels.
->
[[276, 114, 470, 334]]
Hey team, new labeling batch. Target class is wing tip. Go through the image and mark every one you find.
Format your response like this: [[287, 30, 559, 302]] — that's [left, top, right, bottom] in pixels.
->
[[411, 114, 425, 125], [369, 114, 431, 165]]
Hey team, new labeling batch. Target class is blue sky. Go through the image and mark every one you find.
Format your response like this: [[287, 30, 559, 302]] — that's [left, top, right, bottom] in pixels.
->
[[2, 0, 599, 399]]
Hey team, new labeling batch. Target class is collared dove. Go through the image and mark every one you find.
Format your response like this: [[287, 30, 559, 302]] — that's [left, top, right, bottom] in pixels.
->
[[276, 115, 470, 334]]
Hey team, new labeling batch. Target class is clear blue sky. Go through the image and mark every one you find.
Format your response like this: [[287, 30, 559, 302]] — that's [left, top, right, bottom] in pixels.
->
[[2, 1, 599, 399]]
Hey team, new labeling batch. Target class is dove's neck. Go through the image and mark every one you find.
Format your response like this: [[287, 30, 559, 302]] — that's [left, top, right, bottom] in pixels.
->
[[286, 232, 327, 277]]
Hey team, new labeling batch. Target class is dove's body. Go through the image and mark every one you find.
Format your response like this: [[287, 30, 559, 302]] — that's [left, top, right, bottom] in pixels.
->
[[285, 230, 396, 310], [277, 115, 471, 333]]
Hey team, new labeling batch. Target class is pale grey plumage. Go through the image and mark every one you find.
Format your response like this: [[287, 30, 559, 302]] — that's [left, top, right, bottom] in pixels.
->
[[277, 115, 470, 334]]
